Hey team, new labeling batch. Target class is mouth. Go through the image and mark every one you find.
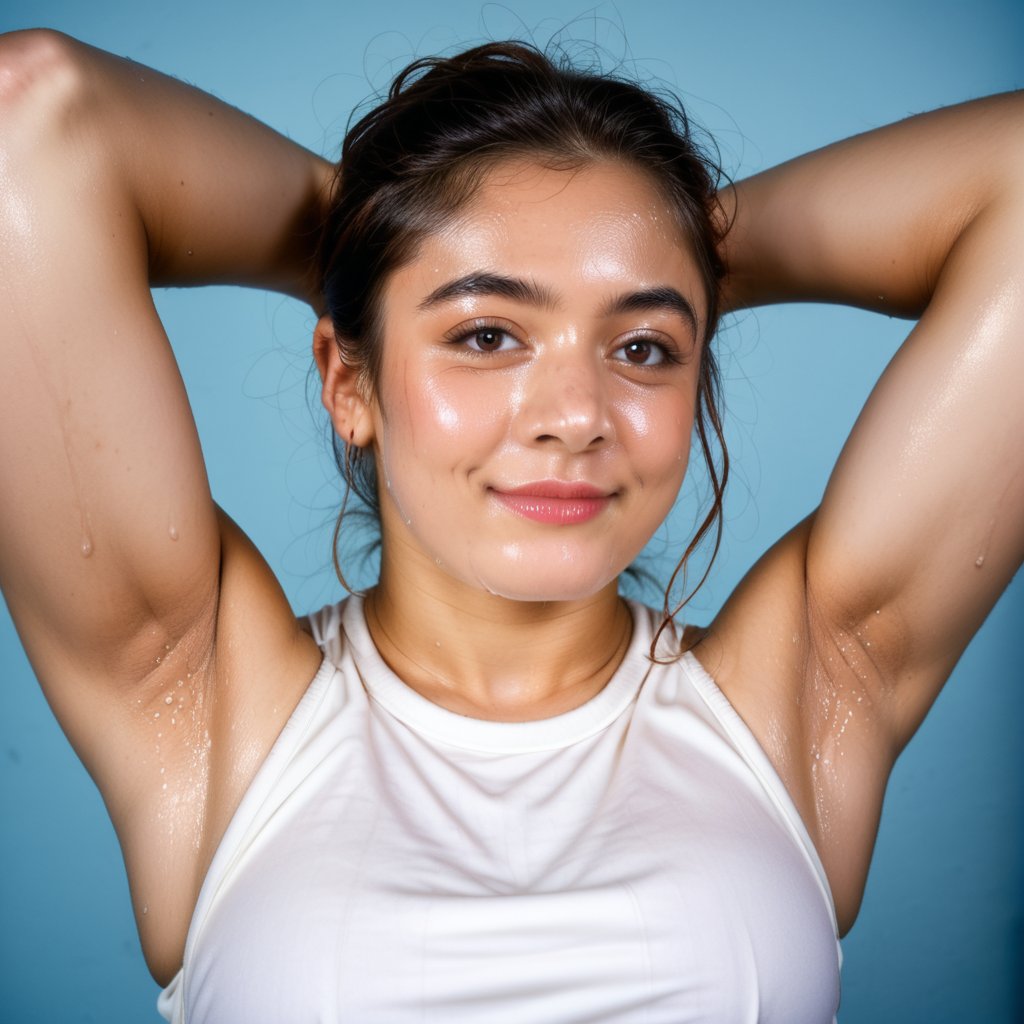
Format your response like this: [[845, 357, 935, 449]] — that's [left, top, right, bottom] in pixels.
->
[[489, 480, 614, 525]]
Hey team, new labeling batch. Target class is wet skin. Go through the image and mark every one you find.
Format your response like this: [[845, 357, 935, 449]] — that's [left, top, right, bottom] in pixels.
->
[[364, 160, 708, 604]]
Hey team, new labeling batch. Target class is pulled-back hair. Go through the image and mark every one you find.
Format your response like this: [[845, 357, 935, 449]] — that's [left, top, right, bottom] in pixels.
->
[[318, 41, 730, 643]]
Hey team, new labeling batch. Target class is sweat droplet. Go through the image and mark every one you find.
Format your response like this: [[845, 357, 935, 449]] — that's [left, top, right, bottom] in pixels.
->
[[142, 905, 148, 915], [169, 525, 179, 541], [80, 540, 93, 557], [164, 695, 173, 705], [975, 555, 985, 568]]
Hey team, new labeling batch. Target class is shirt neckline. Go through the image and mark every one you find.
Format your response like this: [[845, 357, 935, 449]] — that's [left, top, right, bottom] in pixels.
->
[[340, 596, 654, 754]]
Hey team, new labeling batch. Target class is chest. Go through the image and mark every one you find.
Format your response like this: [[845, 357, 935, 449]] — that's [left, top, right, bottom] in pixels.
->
[[180, 708, 839, 1022]]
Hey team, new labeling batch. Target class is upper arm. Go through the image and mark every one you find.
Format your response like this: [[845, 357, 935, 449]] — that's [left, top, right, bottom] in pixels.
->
[[0, 31, 222, 743], [809, 187, 1024, 741], [722, 92, 1024, 746]]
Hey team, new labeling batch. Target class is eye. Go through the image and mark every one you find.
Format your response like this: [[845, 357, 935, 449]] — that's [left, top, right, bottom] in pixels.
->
[[446, 320, 525, 354], [613, 337, 673, 367]]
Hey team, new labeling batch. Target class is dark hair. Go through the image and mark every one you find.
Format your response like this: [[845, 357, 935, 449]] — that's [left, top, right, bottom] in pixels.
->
[[318, 41, 730, 649]]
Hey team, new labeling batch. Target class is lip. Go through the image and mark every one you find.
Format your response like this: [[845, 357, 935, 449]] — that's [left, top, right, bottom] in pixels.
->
[[490, 480, 614, 525]]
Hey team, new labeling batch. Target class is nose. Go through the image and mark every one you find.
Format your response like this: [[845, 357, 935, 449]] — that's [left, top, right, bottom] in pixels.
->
[[517, 353, 615, 454]]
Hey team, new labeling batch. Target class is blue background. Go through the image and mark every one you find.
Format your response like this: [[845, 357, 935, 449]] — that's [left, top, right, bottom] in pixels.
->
[[1, 1, 1021, 1021]]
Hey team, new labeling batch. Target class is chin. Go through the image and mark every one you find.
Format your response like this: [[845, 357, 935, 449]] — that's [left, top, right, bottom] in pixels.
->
[[464, 544, 625, 604]]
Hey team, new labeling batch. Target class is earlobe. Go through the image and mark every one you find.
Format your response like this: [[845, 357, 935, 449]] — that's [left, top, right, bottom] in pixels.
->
[[312, 314, 376, 448]]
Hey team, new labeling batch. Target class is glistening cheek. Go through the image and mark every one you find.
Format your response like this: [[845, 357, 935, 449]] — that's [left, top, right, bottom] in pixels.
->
[[612, 390, 692, 474], [613, 380, 693, 438], [376, 375, 508, 520], [413, 369, 517, 444]]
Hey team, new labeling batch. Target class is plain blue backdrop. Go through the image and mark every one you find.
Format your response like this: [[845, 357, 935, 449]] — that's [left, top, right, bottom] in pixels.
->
[[1, 1, 1021, 1021]]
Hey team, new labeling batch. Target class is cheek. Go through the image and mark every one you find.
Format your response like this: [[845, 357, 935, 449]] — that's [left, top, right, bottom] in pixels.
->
[[376, 365, 516, 494], [415, 376, 463, 434], [394, 365, 523, 451], [612, 383, 696, 479], [616, 392, 656, 439]]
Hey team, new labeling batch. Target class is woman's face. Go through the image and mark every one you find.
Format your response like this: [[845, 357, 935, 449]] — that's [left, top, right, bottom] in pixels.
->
[[368, 159, 708, 602]]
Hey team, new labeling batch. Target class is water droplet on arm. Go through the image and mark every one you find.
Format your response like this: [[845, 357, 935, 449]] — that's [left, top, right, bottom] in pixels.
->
[[80, 539, 93, 558], [169, 525, 179, 541]]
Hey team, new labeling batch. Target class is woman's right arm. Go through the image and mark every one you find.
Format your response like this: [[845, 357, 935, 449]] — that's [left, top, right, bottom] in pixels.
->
[[0, 29, 329, 894]]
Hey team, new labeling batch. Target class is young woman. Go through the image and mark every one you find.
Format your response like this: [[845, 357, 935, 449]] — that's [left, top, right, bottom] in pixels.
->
[[0, 26, 1020, 1024]]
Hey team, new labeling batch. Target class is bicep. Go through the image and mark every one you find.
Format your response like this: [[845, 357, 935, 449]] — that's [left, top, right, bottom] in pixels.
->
[[808, 194, 1024, 742], [0, 39, 221, 712]]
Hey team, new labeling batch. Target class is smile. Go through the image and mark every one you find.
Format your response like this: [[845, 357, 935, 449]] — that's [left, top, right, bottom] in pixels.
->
[[490, 481, 614, 525]]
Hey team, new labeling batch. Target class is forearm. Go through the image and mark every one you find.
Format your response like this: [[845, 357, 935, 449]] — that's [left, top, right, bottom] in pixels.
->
[[718, 91, 1024, 319], [4, 29, 333, 305]]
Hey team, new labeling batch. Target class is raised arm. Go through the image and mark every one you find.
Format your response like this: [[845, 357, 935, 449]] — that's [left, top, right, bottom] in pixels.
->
[[0, 26, 328, 694], [0, 31, 330, 967], [726, 92, 1023, 732], [703, 93, 1024, 929]]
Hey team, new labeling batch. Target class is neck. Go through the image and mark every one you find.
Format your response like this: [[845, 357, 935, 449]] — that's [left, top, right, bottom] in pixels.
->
[[364, 556, 633, 722]]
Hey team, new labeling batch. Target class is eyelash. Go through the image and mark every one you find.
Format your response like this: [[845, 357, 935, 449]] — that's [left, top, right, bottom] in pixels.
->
[[443, 319, 683, 367], [612, 334, 683, 368], [444, 320, 523, 355]]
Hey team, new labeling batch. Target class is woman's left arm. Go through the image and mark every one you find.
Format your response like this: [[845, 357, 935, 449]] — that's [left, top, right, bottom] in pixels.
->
[[720, 91, 1024, 750]]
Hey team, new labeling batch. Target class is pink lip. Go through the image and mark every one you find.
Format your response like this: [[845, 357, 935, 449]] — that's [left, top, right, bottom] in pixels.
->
[[491, 480, 614, 525]]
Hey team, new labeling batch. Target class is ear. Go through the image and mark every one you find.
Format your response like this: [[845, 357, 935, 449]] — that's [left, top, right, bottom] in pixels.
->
[[313, 314, 376, 448]]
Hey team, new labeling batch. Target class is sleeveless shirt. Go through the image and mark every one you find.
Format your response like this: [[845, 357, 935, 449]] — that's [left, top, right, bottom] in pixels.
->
[[157, 597, 841, 1023]]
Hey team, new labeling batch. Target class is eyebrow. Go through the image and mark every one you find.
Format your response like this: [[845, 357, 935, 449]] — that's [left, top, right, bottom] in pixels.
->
[[417, 272, 558, 311], [599, 286, 699, 341], [417, 271, 699, 340]]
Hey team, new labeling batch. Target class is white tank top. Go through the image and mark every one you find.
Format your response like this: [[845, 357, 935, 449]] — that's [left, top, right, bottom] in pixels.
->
[[158, 598, 840, 1023]]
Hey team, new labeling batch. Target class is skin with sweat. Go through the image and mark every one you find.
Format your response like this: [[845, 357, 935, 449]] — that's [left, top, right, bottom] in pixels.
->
[[4, 34, 1021, 986], [319, 159, 707, 720]]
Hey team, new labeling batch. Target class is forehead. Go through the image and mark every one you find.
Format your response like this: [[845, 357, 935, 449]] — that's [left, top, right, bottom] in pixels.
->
[[388, 159, 705, 314]]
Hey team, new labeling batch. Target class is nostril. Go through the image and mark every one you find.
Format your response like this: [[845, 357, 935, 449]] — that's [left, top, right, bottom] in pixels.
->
[[534, 432, 607, 448]]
